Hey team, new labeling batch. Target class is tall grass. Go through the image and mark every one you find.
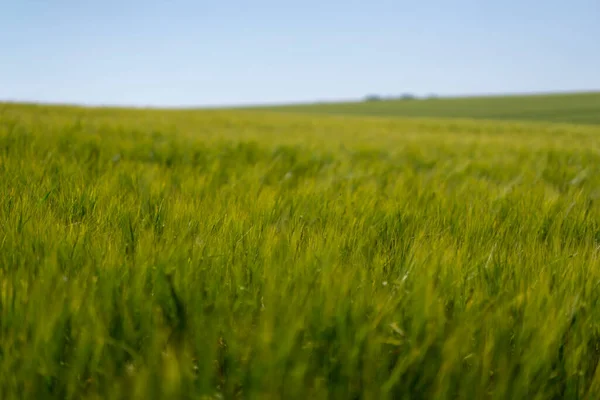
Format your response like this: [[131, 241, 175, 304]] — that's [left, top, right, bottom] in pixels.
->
[[1, 104, 600, 398]]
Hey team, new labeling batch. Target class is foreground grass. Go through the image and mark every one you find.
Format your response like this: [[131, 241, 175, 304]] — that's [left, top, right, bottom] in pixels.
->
[[259, 91, 600, 125], [2, 103, 600, 399]]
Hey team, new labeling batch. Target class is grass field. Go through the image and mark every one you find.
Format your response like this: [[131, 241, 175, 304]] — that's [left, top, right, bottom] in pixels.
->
[[259, 91, 600, 126], [2, 100, 600, 399]]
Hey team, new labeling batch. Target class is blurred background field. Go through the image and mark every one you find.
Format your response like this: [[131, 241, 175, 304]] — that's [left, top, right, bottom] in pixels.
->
[[256, 91, 600, 125]]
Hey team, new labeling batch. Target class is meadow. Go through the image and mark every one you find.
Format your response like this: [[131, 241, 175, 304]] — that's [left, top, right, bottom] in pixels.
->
[[2, 100, 600, 399]]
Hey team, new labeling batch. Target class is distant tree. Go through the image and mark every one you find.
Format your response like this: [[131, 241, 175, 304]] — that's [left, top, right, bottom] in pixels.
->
[[364, 95, 383, 102], [400, 93, 417, 100]]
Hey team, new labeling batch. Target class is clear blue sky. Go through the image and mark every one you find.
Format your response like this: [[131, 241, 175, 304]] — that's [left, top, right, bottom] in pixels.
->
[[1, 0, 599, 107]]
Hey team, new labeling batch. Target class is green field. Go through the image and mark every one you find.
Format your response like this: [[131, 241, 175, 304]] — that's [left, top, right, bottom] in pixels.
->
[[2, 99, 600, 399], [259, 91, 600, 125]]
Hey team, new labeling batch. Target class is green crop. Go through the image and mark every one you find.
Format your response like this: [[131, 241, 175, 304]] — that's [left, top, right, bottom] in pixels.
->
[[1, 103, 600, 399]]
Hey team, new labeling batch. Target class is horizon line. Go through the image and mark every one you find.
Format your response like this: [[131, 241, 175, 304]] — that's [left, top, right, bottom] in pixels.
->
[[1, 88, 599, 111]]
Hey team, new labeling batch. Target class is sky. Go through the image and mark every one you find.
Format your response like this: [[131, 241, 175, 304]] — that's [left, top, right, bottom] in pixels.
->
[[1, 0, 599, 107]]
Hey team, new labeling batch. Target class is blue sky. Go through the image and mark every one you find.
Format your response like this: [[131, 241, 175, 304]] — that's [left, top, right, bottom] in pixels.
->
[[1, 0, 599, 107]]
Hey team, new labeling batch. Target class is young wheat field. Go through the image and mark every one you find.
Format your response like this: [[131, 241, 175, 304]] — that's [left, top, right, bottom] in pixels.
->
[[2, 102, 600, 399]]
